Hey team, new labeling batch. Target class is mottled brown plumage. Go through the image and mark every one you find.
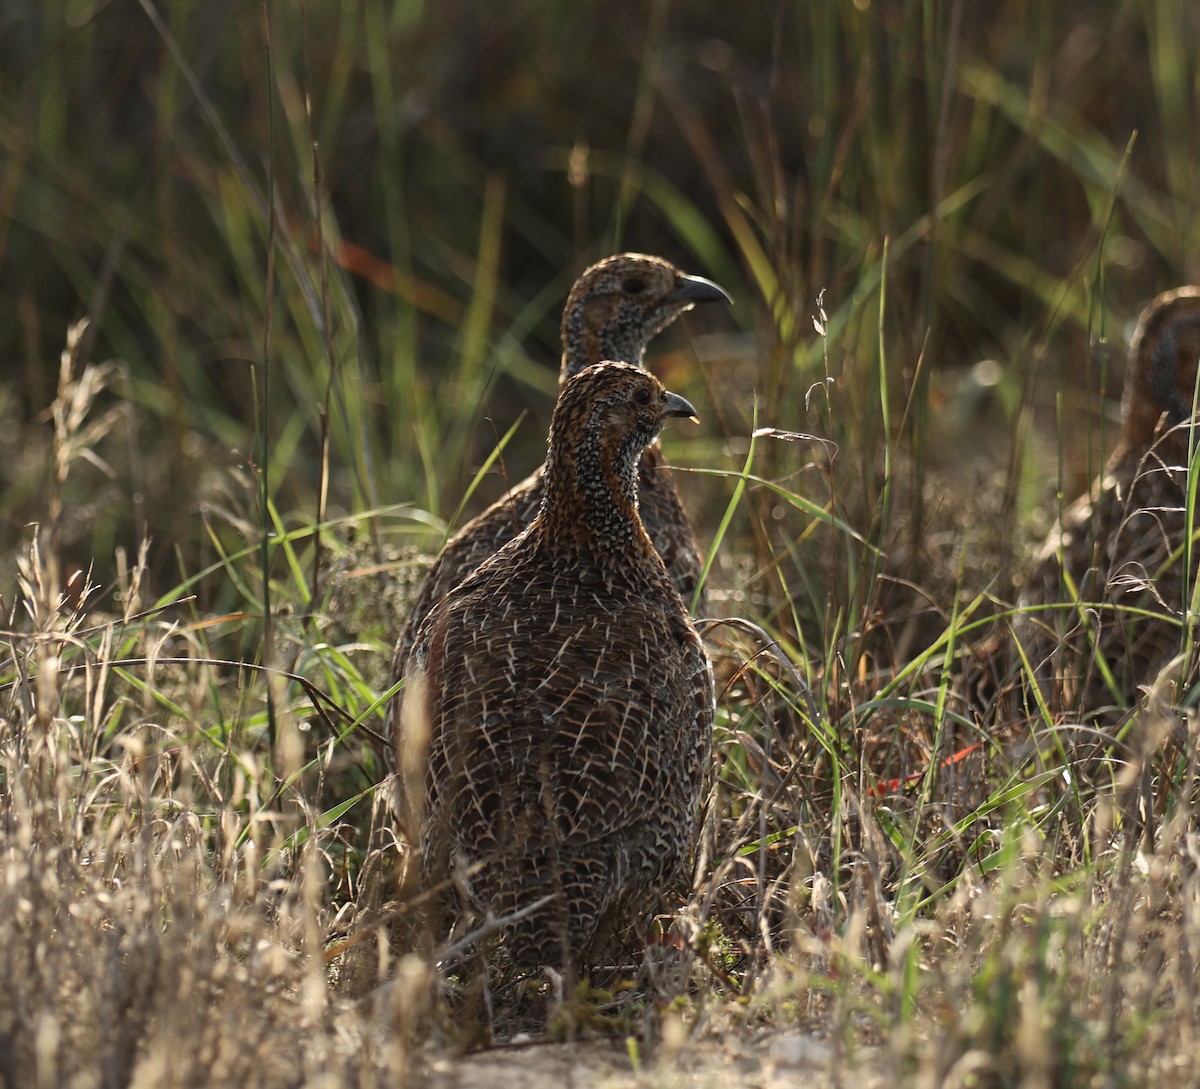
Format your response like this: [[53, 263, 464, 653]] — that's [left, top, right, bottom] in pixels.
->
[[390, 254, 730, 685], [1015, 286, 1200, 721], [397, 362, 715, 967]]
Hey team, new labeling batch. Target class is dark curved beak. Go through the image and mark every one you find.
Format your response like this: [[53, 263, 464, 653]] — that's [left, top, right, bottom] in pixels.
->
[[663, 390, 700, 424], [666, 273, 733, 307]]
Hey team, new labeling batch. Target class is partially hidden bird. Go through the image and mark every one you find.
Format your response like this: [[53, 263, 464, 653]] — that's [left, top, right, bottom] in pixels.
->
[[1015, 285, 1200, 721], [388, 254, 731, 687], [397, 361, 716, 967]]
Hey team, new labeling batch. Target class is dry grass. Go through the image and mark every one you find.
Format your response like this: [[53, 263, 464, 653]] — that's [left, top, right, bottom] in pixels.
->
[[6, 294, 1200, 1089]]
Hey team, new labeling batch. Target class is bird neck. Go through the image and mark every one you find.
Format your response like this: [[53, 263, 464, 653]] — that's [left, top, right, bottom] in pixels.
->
[[537, 433, 658, 568], [559, 320, 647, 381]]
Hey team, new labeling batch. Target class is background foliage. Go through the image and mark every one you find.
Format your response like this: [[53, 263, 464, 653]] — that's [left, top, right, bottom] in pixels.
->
[[5, 1, 1198, 586]]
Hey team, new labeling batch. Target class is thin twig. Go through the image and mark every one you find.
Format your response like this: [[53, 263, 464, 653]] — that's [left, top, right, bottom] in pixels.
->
[[436, 894, 559, 967]]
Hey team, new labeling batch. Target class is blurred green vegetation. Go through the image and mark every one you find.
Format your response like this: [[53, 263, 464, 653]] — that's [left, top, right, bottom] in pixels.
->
[[1, 0, 1198, 623]]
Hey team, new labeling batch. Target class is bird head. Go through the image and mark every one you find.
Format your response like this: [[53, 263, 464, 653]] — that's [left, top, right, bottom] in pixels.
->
[[561, 361, 698, 454], [559, 253, 731, 381], [544, 362, 699, 522]]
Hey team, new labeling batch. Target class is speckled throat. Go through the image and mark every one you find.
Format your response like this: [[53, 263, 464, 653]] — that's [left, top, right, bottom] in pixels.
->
[[541, 413, 661, 556]]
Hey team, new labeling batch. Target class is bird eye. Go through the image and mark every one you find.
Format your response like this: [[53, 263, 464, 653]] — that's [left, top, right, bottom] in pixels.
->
[[634, 388, 652, 406], [622, 278, 646, 295]]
